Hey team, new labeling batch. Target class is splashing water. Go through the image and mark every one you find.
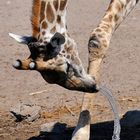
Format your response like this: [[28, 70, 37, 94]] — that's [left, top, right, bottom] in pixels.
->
[[100, 86, 121, 140]]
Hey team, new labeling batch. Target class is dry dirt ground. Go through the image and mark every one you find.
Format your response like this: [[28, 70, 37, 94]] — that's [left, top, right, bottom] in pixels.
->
[[0, 0, 140, 140]]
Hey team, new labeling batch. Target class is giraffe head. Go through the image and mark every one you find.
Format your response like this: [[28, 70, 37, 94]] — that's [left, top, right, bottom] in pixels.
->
[[9, 32, 98, 93]]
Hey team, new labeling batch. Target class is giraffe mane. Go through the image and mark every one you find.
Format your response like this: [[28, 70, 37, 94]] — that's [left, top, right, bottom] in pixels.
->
[[31, 0, 41, 39]]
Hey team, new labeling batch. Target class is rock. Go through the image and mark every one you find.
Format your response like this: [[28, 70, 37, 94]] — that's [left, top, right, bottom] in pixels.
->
[[40, 122, 67, 134], [121, 110, 140, 127], [10, 103, 41, 122]]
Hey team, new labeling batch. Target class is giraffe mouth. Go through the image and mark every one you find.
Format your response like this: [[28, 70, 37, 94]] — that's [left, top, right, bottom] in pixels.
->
[[39, 60, 98, 93], [64, 62, 99, 92], [65, 75, 99, 93]]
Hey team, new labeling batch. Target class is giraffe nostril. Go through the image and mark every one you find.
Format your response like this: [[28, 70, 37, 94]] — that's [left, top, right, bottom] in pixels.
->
[[29, 61, 36, 70], [13, 60, 22, 69]]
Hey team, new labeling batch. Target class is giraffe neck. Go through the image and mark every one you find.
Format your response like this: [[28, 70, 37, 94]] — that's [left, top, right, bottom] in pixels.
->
[[92, 0, 139, 45], [88, 0, 139, 80], [31, 0, 88, 80], [31, 0, 68, 43]]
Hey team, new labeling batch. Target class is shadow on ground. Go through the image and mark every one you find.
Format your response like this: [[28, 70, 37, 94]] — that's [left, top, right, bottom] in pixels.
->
[[28, 110, 140, 140]]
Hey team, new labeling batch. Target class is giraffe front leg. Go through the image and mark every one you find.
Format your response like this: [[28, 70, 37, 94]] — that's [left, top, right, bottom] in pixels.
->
[[72, 93, 96, 140], [88, 0, 140, 79], [88, 32, 108, 82], [72, 31, 109, 140]]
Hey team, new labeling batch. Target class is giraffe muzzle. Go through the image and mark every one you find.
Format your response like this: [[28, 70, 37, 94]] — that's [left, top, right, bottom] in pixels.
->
[[65, 76, 99, 93], [10, 32, 99, 92]]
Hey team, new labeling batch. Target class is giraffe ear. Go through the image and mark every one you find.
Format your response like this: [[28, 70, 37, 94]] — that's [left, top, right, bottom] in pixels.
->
[[50, 32, 65, 47], [9, 33, 35, 45]]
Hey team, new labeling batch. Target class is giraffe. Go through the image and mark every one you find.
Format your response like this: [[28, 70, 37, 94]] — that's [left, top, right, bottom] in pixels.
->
[[9, 0, 139, 139]]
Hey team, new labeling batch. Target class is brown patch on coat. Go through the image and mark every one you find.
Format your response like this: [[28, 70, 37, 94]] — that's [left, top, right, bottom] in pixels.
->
[[101, 26, 109, 33], [62, 50, 65, 53], [107, 5, 112, 12], [65, 46, 73, 53], [62, 32, 66, 36], [101, 39, 108, 48], [53, 0, 59, 11], [46, 2, 55, 23], [50, 26, 56, 33], [57, 15, 61, 24], [38, 34, 40, 40], [110, 0, 115, 4], [100, 23, 111, 33], [60, 0, 67, 11], [66, 54, 71, 59], [40, 1, 46, 23], [44, 41, 48, 44], [39, 38, 43, 43], [42, 21, 48, 29], [31, 0, 41, 38], [95, 28, 102, 32], [97, 34, 104, 38], [126, 0, 131, 3], [71, 54, 81, 65], [103, 14, 113, 23], [114, 14, 120, 22], [115, 2, 122, 12], [42, 31, 46, 35]]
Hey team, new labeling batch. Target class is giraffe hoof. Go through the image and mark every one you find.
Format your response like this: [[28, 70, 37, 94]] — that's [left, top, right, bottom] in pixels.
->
[[13, 60, 22, 69], [29, 61, 36, 70]]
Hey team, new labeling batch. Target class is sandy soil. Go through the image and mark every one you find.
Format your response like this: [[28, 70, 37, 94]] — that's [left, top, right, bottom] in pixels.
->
[[0, 0, 140, 139]]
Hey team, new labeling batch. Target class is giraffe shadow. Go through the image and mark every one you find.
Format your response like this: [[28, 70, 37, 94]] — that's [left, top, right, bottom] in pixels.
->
[[28, 110, 140, 140]]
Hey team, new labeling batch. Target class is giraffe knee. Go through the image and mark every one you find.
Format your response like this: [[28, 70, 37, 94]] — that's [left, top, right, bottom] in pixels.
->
[[88, 35, 101, 49], [88, 34, 108, 61]]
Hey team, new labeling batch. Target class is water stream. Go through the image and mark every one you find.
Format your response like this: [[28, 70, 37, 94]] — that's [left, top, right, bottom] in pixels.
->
[[100, 86, 121, 140]]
